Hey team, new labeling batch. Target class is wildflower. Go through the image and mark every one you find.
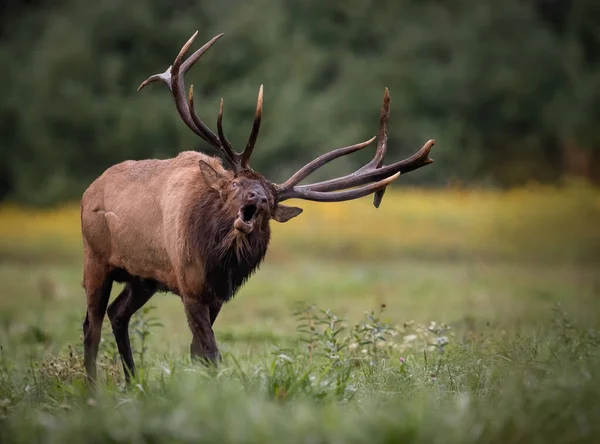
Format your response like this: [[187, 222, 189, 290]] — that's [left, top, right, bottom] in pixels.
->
[[435, 336, 449, 346]]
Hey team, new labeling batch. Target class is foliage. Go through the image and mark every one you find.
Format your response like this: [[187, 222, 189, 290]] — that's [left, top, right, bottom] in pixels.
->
[[1, 0, 600, 204], [0, 302, 599, 443]]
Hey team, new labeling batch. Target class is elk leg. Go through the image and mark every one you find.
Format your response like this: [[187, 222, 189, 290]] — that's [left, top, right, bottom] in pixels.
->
[[107, 280, 156, 383], [82, 259, 113, 384], [210, 301, 223, 326], [183, 297, 220, 364]]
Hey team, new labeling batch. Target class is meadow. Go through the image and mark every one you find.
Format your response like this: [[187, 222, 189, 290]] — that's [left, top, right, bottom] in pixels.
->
[[0, 182, 599, 443]]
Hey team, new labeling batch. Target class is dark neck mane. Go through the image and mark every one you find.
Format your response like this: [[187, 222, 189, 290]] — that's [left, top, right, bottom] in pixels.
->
[[186, 190, 271, 302]]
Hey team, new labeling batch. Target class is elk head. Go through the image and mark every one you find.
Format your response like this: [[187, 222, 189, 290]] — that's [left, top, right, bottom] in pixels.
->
[[137, 31, 435, 234], [194, 161, 295, 234]]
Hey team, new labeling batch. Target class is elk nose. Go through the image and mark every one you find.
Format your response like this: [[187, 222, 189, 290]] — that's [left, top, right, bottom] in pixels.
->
[[246, 191, 261, 202], [246, 191, 267, 204]]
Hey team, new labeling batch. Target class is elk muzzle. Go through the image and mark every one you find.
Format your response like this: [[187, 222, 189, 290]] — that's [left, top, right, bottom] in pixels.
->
[[234, 190, 267, 234]]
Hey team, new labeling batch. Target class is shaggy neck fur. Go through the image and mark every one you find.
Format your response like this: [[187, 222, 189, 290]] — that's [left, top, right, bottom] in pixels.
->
[[186, 188, 271, 303]]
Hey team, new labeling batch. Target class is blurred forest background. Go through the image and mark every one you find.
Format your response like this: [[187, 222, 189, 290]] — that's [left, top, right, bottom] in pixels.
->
[[0, 0, 599, 206]]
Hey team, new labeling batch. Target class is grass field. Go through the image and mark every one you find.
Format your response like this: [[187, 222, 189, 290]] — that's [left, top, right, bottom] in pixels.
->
[[0, 183, 599, 443]]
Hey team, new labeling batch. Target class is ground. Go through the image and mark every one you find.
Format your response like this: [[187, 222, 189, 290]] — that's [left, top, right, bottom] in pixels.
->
[[0, 183, 599, 443]]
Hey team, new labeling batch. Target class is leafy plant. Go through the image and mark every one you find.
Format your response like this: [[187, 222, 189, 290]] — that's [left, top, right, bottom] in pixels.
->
[[130, 305, 164, 370]]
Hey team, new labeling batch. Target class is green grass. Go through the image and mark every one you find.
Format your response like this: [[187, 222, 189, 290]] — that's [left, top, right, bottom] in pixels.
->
[[0, 185, 599, 442], [3, 329, 600, 444], [0, 257, 599, 443]]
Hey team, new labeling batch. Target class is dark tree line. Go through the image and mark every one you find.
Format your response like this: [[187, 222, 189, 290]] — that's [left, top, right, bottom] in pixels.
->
[[0, 0, 598, 205]]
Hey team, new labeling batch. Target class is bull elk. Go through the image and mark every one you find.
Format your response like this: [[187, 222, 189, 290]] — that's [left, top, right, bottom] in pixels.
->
[[81, 30, 435, 384]]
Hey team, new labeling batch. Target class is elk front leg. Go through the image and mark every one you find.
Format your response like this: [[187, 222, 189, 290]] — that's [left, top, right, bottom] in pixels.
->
[[183, 296, 220, 364]]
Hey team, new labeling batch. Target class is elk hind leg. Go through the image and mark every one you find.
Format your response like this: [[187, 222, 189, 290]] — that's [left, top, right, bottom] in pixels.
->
[[107, 279, 156, 383], [83, 259, 113, 384]]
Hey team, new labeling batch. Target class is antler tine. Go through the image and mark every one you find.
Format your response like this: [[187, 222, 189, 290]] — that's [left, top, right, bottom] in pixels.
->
[[359, 88, 390, 207], [215, 91, 265, 172], [275, 88, 435, 205], [180, 33, 225, 73], [187, 84, 221, 148], [358, 88, 390, 173], [241, 85, 264, 169], [172, 31, 200, 72], [137, 67, 172, 92], [216, 98, 238, 165]]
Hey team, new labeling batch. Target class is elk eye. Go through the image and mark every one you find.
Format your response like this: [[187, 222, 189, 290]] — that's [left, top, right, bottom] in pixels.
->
[[232, 182, 238, 188]]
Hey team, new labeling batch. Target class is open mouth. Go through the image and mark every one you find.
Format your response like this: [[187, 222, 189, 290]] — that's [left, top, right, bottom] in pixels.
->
[[242, 204, 257, 222], [234, 204, 258, 233]]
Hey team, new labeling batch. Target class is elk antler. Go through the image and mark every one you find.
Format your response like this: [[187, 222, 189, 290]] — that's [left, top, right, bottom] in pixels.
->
[[275, 88, 435, 207], [138, 31, 435, 202], [137, 31, 262, 173]]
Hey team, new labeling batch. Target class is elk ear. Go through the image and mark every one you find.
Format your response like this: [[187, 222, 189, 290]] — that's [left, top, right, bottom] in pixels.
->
[[199, 160, 227, 192], [272, 204, 303, 223]]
